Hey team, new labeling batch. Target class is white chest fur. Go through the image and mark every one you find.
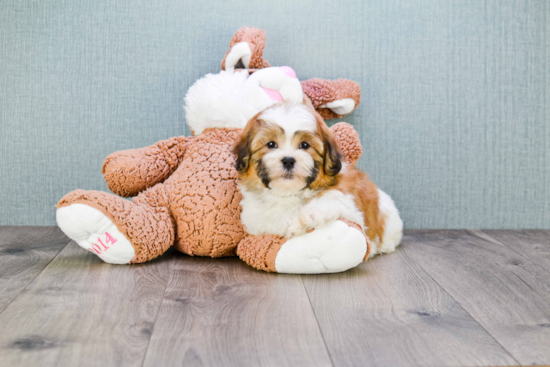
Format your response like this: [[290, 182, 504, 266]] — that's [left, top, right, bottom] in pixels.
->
[[239, 185, 365, 238], [239, 186, 314, 237]]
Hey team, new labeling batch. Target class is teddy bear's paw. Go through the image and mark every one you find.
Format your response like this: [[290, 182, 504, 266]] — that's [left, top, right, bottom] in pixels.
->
[[56, 204, 135, 264], [319, 98, 356, 116], [329, 122, 363, 167], [224, 42, 252, 70], [301, 78, 361, 119], [274, 220, 367, 274], [222, 27, 271, 70]]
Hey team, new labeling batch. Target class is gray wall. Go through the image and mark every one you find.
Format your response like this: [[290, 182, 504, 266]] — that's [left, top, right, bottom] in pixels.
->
[[1, 0, 548, 228]]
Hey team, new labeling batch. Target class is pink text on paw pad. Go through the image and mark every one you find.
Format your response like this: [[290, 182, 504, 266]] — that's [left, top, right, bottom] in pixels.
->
[[88, 232, 118, 255]]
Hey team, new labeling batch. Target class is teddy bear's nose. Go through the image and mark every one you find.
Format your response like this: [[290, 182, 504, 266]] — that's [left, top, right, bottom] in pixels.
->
[[281, 157, 296, 170]]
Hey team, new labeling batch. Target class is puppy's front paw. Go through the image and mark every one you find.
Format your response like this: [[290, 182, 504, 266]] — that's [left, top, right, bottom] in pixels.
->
[[298, 208, 333, 233], [286, 221, 307, 238]]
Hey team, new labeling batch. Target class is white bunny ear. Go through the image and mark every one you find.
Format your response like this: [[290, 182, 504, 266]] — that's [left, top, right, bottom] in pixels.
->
[[223, 42, 252, 71], [245, 66, 303, 105]]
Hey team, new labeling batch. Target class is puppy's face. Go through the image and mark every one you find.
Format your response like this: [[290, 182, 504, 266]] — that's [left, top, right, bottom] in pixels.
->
[[233, 103, 342, 194]]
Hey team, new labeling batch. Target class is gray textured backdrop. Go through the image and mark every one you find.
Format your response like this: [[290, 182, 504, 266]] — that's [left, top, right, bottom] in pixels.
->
[[1, 0, 548, 228]]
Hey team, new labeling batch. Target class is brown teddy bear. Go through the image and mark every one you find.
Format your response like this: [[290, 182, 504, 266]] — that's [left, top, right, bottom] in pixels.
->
[[55, 27, 368, 273]]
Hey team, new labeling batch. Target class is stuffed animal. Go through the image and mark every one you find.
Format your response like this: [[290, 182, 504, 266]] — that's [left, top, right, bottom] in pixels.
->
[[56, 27, 368, 273], [222, 27, 361, 120]]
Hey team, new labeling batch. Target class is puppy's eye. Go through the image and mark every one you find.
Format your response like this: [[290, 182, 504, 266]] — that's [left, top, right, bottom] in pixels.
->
[[299, 142, 310, 149], [267, 141, 277, 149]]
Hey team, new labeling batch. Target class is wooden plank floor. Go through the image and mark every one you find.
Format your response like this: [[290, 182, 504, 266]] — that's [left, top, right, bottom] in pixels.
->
[[0, 227, 549, 367]]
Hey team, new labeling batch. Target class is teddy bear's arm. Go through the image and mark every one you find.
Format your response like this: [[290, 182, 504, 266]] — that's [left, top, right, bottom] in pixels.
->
[[302, 78, 361, 119], [102, 136, 194, 197], [330, 122, 363, 167]]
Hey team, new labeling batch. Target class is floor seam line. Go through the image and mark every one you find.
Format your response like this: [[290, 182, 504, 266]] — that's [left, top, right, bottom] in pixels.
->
[[0, 238, 72, 315], [401, 237, 521, 366], [300, 275, 336, 367]]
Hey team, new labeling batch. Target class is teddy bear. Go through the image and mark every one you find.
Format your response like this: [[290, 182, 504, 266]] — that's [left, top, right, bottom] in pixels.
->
[[55, 27, 368, 274]]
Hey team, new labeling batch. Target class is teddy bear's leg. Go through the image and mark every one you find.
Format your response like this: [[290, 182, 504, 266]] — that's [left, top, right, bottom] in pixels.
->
[[56, 184, 175, 264], [221, 27, 271, 70], [301, 78, 361, 119], [237, 219, 370, 274]]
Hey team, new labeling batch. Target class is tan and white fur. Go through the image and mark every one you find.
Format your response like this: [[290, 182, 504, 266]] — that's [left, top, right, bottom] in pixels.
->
[[234, 102, 402, 257]]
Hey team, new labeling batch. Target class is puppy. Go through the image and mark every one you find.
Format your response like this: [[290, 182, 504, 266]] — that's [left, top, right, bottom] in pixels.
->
[[233, 101, 403, 257]]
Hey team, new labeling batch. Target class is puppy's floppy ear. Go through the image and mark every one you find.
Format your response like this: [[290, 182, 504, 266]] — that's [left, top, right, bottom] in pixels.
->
[[233, 111, 262, 173], [314, 111, 342, 177]]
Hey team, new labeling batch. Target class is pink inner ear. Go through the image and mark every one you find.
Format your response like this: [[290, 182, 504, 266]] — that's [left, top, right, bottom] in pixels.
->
[[280, 66, 297, 78], [262, 87, 284, 101]]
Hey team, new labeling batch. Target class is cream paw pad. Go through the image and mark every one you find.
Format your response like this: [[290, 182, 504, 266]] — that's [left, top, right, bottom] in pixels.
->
[[319, 98, 356, 116], [274, 220, 368, 274], [56, 204, 135, 264]]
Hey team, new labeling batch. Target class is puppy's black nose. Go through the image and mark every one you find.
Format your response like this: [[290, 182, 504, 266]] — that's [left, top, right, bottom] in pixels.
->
[[281, 157, 296, 170]]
